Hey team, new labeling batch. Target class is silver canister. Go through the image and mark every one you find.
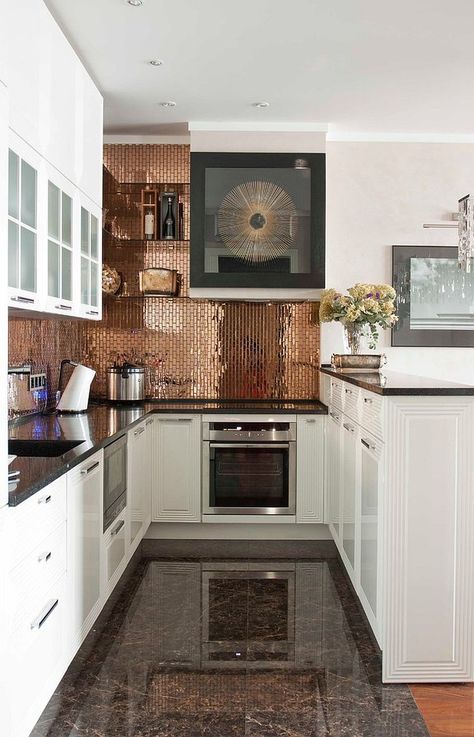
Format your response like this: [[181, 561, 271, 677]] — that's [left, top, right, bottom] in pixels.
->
[[106, 364, 146, 402]]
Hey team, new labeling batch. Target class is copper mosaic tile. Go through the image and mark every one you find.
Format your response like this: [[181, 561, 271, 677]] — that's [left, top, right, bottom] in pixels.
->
[[8, 144, 320, 405]]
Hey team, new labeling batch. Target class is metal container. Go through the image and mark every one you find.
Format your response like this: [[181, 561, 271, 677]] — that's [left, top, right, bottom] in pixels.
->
[[330, 353, 387, 372], [106, 364, 145, 402]]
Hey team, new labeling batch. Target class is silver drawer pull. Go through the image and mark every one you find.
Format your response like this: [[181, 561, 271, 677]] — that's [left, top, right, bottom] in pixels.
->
[[11, 295, 35, 304], [176, 418, 192, 422], [38, 551, 52, 563], [345, 388, 353, 395], [306, 418, 316, 423], [329, 411, 340, 420], [111, 519, 125, 537], [30, 599, 59, 630], [361, 438, 376, 451], [86, 309, 99, 315], [81, 461, 100, 476], [343, 422, 355, 433], [55, 304, 72, 311], [363, 397, 373, 404], [134, 427, 145, 436], [38, 494, 52, 504], [146, 418, 154, 426]]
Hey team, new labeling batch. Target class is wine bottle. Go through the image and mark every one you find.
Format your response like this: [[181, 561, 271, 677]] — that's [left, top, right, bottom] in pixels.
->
[[163, 196, 175, 240], [144, 209, 154, 240]]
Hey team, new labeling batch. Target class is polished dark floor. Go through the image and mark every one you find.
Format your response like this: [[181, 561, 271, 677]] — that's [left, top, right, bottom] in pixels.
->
[[30, 545, 430, 737]]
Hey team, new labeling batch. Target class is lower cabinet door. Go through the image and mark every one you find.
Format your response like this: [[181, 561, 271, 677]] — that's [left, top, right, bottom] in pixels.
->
[[103, 513, 127, 593], [152, 415, 201, 522], [358, 431, 383, 641], [296, 416, 324, 523], [67, 451, 103, 645], [340, 417, 359, 585], [9, 574, 69, 737], [326, 409, 342, 543]]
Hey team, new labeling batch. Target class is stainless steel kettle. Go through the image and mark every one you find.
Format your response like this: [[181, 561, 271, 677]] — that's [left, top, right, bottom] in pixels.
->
[[106, 364, 145, 402]]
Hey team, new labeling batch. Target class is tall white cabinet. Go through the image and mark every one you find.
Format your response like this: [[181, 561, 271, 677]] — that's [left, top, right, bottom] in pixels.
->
[[321, 370, 474, 682], [5, 0, 103, 320]]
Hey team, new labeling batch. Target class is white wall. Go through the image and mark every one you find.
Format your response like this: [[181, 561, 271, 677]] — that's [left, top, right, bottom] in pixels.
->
[[325, 141, 474, 385]]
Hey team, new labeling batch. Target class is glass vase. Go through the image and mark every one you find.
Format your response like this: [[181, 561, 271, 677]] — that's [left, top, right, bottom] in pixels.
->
[[343, 323, 363, 355]]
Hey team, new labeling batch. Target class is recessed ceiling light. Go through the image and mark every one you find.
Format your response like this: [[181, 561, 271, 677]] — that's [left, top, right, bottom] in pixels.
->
[[127, 0, 143, 6], [253, 101, 270, 108], [159, 100, 176, 107], [149, 59, 164, 66]]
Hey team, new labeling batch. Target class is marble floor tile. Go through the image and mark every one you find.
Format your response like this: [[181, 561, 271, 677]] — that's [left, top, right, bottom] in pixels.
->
[[29, 550, 429, 737]]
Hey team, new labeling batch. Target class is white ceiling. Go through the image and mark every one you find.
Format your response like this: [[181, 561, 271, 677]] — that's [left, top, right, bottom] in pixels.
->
[[45, 0, 474, 138]]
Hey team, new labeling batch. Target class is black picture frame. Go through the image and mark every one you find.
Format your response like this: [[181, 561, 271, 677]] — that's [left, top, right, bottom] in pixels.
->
[[190, 152, 325, 289], [392, 245, 474, 347]]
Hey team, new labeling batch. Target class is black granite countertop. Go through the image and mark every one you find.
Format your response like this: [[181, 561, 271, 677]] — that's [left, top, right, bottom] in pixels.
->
[[8, 399, 327, 506], [320, 365, 474, 396]]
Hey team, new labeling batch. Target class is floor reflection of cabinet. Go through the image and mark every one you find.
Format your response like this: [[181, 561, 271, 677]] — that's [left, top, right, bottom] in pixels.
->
[[151, 562, 201, 668]]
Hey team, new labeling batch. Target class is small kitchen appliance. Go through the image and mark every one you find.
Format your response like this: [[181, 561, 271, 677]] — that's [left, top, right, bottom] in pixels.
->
[[56, 361, 95, 413], [106, 364, 146, 403]]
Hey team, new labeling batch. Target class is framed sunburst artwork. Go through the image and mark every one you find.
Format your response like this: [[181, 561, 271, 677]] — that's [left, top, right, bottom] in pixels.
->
[[190, 152, 325, 290]]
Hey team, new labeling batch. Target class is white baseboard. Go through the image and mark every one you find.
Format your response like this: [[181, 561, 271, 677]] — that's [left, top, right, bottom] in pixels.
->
[[144, 522, 331, 540]]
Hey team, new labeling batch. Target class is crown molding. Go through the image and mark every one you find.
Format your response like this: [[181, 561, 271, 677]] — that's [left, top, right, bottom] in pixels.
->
[[188, 121, 329, 133], [326, 130, 474, 143]]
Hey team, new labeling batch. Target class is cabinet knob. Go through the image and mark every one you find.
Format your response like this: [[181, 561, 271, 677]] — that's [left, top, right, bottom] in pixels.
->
[[363, 397, 373, 405]]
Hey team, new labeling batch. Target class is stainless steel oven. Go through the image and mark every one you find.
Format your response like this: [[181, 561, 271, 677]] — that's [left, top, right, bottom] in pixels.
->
[[103, 434, 127, 531], [202, 419, 296, 515]]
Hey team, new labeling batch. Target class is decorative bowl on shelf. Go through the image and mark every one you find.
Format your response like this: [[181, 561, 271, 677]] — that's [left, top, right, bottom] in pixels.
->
[[102, 264, 122, 295]]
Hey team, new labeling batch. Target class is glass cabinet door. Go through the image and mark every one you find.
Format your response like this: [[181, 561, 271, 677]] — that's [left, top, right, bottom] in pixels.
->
[[47, 180, 73, 311], [8, 148, 38, 300], [80, 206, 101, 318]]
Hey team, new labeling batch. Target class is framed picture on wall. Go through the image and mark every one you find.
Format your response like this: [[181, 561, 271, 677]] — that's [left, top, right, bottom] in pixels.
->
[[392, 245, 474, 347], [190, 152, 325, 289]]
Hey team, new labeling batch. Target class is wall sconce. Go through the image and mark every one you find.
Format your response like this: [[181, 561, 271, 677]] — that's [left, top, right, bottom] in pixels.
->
[[458, 194, 474, 273]]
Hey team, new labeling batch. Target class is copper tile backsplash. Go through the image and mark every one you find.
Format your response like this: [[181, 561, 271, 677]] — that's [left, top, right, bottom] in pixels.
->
[[8, 144, 320, 403]]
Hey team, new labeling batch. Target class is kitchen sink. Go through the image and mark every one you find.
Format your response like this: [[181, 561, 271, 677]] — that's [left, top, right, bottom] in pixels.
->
[[8, 439, 84, 457]]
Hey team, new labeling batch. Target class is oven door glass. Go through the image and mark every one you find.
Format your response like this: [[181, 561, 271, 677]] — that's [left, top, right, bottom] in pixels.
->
[[209, 442, 294, 513]]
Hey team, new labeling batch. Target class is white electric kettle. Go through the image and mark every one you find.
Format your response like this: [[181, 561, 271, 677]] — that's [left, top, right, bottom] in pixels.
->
[[56, 360, 95, 413]]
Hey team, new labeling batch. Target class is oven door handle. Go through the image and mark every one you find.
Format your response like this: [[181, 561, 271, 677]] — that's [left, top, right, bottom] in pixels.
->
[[209, 443, 290, 450]]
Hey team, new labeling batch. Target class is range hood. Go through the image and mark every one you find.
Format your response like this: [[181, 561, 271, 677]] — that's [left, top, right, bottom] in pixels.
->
[[189, 152, 325, 302], [189, 287, 324, 302]]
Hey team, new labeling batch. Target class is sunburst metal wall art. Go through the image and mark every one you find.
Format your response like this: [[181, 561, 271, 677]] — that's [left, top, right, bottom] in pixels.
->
[[217, 180, 297, 264]]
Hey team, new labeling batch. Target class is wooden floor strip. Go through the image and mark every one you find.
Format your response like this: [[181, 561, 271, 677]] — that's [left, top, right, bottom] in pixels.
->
[[410, 684, 474, 737]]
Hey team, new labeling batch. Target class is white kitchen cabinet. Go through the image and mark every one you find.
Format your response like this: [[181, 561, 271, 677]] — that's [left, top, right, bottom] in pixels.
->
[[358, 430, 383, 641], [67, 451, 103, 648], [102, 510, 128, 597], [7, 133, 45, 313], [44, 166, 77, 315], [340, 417, 359, 586], [326, 408, 342, 545], [77, 195, 102, 320], [127, 417, 153, 551], [324, 371, 474, 682], [152, 415, 201, 522], [296, 415, 324, 523], [151, 562, 201, 667], [6, 0, 103, 207]]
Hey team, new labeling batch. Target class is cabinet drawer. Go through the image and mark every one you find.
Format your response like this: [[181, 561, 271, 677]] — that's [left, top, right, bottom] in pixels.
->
[[8, 522, 67, 632], [9, 575, 68, 737], [342, 383, 360, 423], [360, 389, 384, 440], [105, 516, 126, 585], [330, 378, 343, 410], [7, 475, 67, 568]]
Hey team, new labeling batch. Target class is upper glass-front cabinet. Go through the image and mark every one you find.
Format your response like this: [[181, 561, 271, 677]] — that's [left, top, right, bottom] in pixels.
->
[[44, 176, 74, 314], [8, 148, 39, 306], [80, 205, 101, 318], [7, 132, 102, 320]]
